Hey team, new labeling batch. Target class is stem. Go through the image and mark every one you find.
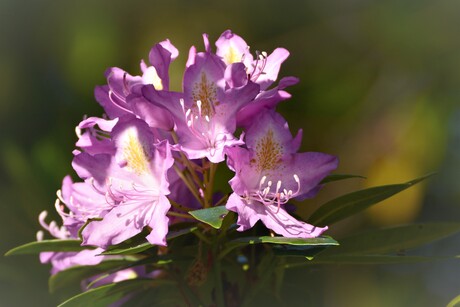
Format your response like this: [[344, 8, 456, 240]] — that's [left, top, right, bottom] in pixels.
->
[[171, 130, 204, 190], [213, 245, 225, 307], [241, 256, 277, 307], [173, 163, 203, 206], [214, 194, 229, 208], [170, 268, 204, 306], [203, 162, 218, 208], [191, 228, 212, 245], [169, 198, 193, 212]]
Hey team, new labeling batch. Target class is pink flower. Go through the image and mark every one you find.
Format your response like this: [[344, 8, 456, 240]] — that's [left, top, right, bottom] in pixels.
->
[[74, 117, 174, 248], [225, 110, 338, 238]]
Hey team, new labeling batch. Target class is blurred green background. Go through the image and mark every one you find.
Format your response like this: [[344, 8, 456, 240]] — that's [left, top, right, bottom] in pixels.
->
[[1, 0, 460, 306]]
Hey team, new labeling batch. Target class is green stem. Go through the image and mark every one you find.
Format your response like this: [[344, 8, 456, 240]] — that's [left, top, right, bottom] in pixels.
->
[[217, 242, 241, 260], [191, 228, 212, 245], [170, 268, 204, 306], [213, 245, 225, 307], [241, 256, 277, 307]]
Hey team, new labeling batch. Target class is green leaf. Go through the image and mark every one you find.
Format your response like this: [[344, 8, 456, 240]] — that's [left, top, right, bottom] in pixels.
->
[[272, 245, 329, 258], [319, 222, 460, 256], [101, 227, 197, 255], [5, 240, 93, 256], [309, 174, 433, 226], [123, 285, 184, 306], [189, 206, 228, 229], [447, 294, 460, 307], [100, 242, 153, 256], [49, 259, 135, 294], [219, 236, 338, 259], [284, 255, 434, 267], [57, 279, 174, 307], [230, 236, 339, 246], [320, 174, 366, 184]]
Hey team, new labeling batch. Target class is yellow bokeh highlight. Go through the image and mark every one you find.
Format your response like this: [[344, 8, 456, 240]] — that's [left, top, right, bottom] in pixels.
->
[[366, 157, 424, 225], [365, 98, 446, 226]]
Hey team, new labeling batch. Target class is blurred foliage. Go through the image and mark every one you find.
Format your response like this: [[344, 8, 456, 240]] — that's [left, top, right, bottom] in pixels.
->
[[1, 0, 459, 306]]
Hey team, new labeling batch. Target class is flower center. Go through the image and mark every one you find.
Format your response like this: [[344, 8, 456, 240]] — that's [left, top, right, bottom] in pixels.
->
[[223, 46, 242, 65], [180, 98, 224, 157], [191, 72, 217, 118], [255, 129, 282, 172], [124, 133, 149, 175], [143, 66, 164, 90]]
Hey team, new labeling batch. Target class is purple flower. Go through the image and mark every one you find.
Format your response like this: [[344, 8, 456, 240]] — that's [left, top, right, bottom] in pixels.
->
[[94, 40, 177, 131], [142, 35, 260, 163], [225, 110, 338, 238], [55, 175, 111, 238], [214, 30, 300, 128], [37, 211, 105, 275], [77, 116, 174, 248], [216, 29, 290, 90], [75, 117, 118, 156]]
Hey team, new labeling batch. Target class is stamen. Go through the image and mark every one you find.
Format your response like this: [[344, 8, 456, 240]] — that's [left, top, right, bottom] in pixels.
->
[[75, 126, 82, 138], [196, 100, 202, 115], [276, 180, 282, 193], [36, 230, 44, 241], [56, 190, 65, 204], [247, 174, 302, 208], [259, 176, 267, 190]]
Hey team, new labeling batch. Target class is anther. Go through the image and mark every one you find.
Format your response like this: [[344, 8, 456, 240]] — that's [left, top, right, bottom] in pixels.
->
[[276, 180, 282, 193]]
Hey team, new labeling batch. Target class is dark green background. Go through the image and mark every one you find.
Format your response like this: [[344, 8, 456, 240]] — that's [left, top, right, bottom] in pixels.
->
[[1, 0, 460, 306]]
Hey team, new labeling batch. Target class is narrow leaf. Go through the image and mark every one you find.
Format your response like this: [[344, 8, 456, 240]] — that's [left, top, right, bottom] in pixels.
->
[[219, 236, 338, 259], [230, 236, 338, 246], [320, 174, 366, 184], [272, 245, 329, 258], [5, 240, 93, 256], [284, 255, 434, 267], [309, 174, 433, 226], [49, 259, 134, 294], [101, 227, 197, 255], [58, 279, 173, 307], [189, 206, 228, 229], [319, 222, 460, 256]]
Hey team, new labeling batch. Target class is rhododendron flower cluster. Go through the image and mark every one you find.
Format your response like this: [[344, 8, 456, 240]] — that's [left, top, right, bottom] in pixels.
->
[[35, 30, 338, 302], [7, 27, 451, 307]]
